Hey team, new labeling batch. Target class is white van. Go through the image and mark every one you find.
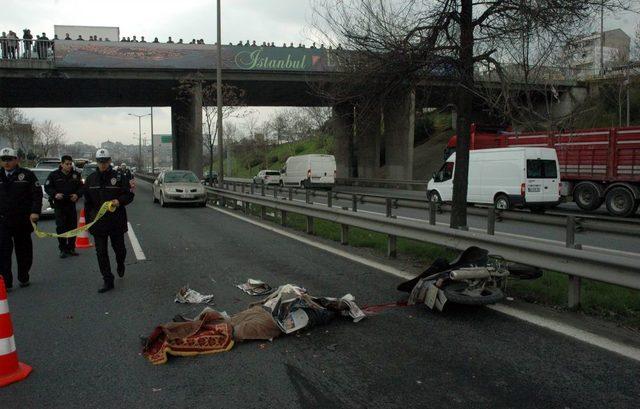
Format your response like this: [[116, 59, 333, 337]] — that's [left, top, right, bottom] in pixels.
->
[[427, 147, 560, 210], [282, 154, 336, 188]]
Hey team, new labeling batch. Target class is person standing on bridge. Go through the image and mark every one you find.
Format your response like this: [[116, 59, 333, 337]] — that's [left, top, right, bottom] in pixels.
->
[[83, 149, 134, 293], [0, 148, 42, 290], [45, 155, 83, 259]]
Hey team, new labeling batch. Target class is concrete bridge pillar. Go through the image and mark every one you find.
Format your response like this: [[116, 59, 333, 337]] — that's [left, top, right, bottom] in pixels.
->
[[171, 82, 203, 177], [354, 103, 383, 179], [332, 104, 356, 178], [383, 89, 415, 180]]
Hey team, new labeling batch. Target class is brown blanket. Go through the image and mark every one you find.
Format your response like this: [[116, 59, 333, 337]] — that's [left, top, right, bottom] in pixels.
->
[[143, 309, 234, 365]]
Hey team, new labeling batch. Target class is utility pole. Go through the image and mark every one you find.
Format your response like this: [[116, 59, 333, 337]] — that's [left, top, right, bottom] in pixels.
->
[[600, 1, 604, 75], [626, 66, 630, 127], [216, 0, 224, 185], [150, 107, 155, 173], [128, 112, 151, 170]]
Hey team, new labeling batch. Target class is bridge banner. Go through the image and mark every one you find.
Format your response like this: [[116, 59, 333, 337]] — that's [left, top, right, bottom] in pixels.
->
[[54, 41, 341, 72]]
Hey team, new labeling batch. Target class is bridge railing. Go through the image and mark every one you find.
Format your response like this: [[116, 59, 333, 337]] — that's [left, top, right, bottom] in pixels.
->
[[0, 38, 55, 61]]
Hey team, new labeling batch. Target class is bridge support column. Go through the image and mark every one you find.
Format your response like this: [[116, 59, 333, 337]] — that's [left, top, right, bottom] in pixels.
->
[[383, 89, 415, 180], [355, 102, 383, 179], [171, 82, 203, 177], [332, 104, 356, 178]]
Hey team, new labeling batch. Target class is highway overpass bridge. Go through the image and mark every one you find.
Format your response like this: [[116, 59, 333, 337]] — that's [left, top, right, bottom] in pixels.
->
[[0, 40, 582, 178]]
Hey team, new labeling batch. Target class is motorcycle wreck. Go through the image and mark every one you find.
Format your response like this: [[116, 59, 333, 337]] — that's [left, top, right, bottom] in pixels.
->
[[397, 246, 542, 312]]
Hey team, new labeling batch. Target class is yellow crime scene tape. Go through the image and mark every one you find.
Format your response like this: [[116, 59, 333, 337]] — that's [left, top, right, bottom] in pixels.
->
[[32, 201, 117, 239]]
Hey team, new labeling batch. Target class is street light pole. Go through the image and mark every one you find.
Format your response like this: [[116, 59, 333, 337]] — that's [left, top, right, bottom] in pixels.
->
[[128, 112, 151, 170], [216, 0, 224, 185], [150, 107, 155, 173]]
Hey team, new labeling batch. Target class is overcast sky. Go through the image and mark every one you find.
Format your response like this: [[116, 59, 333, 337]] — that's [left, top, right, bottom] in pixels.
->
[[1, 0, 638, 147]]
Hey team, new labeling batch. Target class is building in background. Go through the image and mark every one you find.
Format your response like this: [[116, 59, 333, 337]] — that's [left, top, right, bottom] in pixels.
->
[[153, 134, 173, 170], [563, 28, 630, 77]]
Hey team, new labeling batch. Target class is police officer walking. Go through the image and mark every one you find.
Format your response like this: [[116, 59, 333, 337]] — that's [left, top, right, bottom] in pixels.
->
[[118, 163, 135, 189], [83, 149, 134, 293], [0, 148, 42, 290], [45, 155, 83, 258]]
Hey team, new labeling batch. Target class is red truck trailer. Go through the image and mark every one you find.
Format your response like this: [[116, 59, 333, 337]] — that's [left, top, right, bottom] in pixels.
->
[[445, 124, 640, 217]]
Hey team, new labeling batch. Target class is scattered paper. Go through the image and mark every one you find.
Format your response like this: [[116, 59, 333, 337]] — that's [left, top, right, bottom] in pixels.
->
[[236, 278, 274, 296], [174, 287, 215, 304]]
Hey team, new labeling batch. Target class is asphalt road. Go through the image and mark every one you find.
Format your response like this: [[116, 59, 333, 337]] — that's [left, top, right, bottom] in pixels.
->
[[1, 182, 639, 408]]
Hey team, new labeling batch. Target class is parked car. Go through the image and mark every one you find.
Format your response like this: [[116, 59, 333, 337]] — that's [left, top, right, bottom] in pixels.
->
[[427, 147, 560, 211], [80, 162, 98, 183], [73, 158, 90, 169], [29, 168, 56, 217], [253, 170, 282, 185], [281, 154, 336, 188], [202, 171, 218, 185], [153, 170, 207, 207], [35, 158, 60, 168]]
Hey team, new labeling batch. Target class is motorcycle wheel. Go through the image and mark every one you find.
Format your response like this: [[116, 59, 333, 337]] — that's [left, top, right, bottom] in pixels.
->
[[442, 282, 504, 305]]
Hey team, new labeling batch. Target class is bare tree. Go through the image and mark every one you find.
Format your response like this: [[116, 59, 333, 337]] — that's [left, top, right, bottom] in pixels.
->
[[312, 0, 633, 228], [35, 120, 66, 157], [201, 84, 246, 183], [0, 108, 35, 156]]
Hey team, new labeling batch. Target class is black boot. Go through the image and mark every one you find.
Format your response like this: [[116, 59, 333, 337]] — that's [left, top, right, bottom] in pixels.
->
[[59, 251, 68, 259], [98, 281, 114, 293], [117, 263, 125, 278]]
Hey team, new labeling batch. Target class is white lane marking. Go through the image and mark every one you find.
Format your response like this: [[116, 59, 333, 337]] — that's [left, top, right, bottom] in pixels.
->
[[207, 204, 415, 280], [127, 222, 147, 261], [487, 304, 640, 362], [208, 204, 640, 363]]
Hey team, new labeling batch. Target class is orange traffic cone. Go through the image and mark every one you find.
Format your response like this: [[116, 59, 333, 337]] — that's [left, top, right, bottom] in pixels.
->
[[75, 209, 93, 249], [0, 277, 32, 387]]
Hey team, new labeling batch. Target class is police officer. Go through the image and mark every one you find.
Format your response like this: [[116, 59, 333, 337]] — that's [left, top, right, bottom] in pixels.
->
[[118, 162, 135, 189], [83, 149, 134, 293], [45, 155, 83, 258], [0, 148, 42, 290]]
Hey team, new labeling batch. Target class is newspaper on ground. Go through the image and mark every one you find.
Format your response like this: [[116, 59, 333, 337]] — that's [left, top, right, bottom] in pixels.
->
[[174, 286, 215, 304], [236, 278, 274, 296]]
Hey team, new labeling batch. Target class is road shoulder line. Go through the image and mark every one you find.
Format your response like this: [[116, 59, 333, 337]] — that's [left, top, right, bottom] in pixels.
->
[[127, 222, 147, 261]]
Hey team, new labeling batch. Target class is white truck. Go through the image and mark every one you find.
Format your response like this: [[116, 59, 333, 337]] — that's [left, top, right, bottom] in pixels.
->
[[281, 154, 336, 188], [427, 147, 560, 211], [54, 25, 120, 41]]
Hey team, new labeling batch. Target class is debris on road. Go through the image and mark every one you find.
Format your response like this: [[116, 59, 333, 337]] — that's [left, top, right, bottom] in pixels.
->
[[174, 286, 215, 304], [143, 285, 366, 364], [142, 307, 234, 365], [236, 278, 274, 296]]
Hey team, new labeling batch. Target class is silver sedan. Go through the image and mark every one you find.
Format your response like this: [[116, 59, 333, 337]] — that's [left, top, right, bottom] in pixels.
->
[[152, 170, 207, 207]]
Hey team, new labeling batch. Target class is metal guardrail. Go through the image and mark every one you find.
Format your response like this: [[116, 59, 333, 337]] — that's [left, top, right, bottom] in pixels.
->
[[201, 186, 639, 290], [0, 38, 55, 61], [336, 177, 426, 191], [135, 172, 639, 307], [217, 179, 640, 238]]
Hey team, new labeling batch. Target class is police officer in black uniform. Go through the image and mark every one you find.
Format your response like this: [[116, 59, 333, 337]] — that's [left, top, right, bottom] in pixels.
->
[[83, 149, 134, 293], [45, 155, 83, 258], [0, 148, 42, 290], [118, 162, 135, 189]]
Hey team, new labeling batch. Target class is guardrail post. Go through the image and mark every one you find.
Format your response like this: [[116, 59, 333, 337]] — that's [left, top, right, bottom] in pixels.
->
[[386, 198, 392, 218], [288, 188, 293, 201], [487, 206, 496, 235], [565, 216, 582, 308], [305, 189, 311, 204], [281, 210, 287, 227], [241, 184, 245, 194], [352, 195, 358, 212], [327, 192, 333, 208], [232, 182, 236, 192], [387, 235, 397, 258], [429, 201, 436, 225], [260, 205, 266, 220], [306, 216, 314, 234], [250, 182, 255, 195], [273, 186, 278, 199], [568, 276, 581, 309], [260, 183, 265, 197], [243, 200, 249, 214], [340, 224, 349, 245]]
